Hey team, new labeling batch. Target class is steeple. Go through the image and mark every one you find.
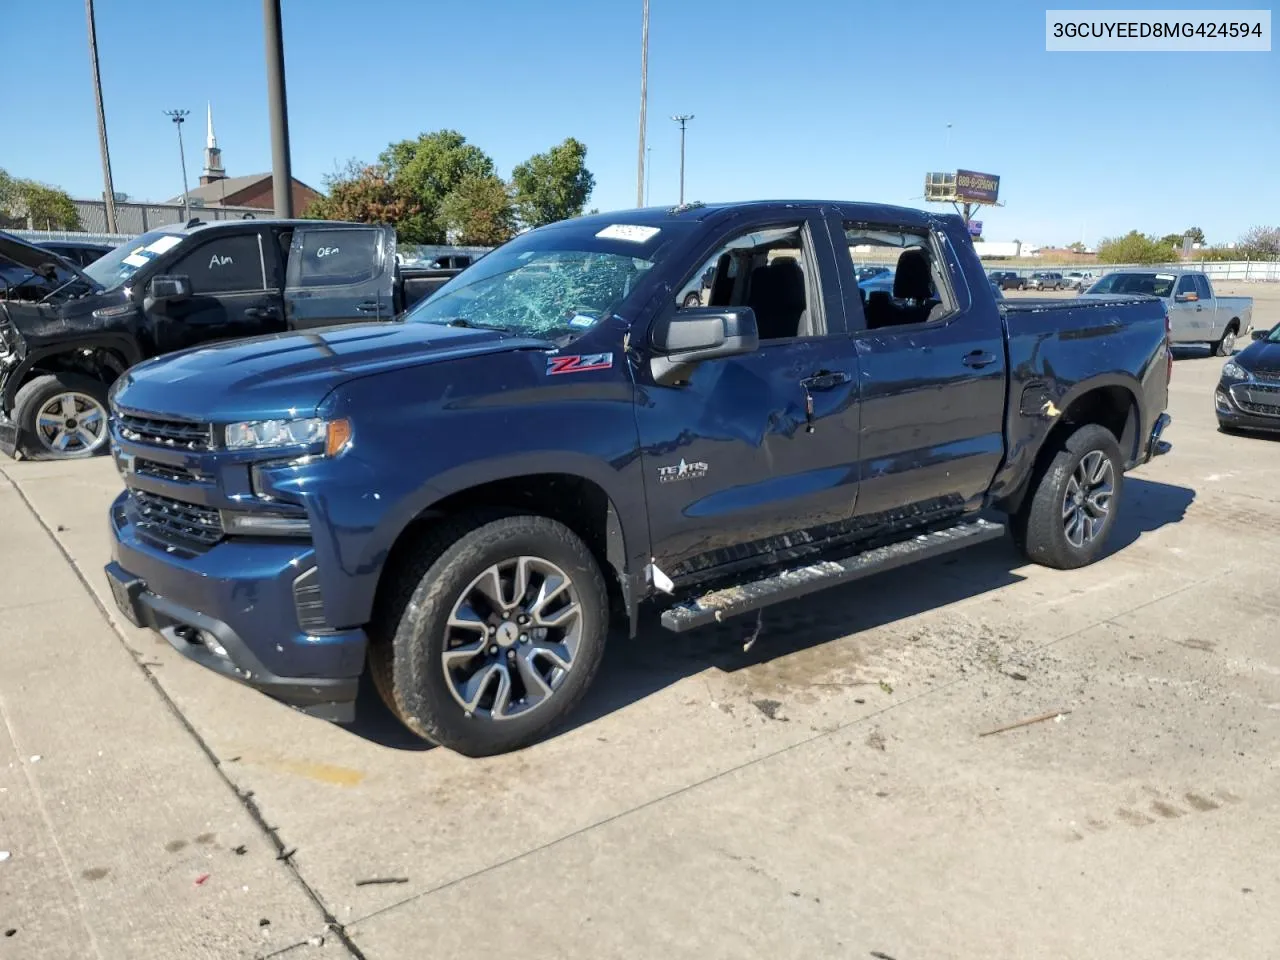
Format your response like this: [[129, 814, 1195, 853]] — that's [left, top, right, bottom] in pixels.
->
[[200, 101, 226, 185]]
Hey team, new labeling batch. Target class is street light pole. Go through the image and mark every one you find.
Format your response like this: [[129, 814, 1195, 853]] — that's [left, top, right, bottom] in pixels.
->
[[85, 0, 118, 235], [636, 0, 649, 208], [262, 0, 294, 218], [163, 109, 191, 222], [645, 146, 652, 206], [671, 114, 693, 205]]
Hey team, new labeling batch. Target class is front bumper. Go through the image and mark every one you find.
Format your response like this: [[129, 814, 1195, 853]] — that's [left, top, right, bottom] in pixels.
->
[[106, 490, 366, 721], [1216, 379, 1280, 434]]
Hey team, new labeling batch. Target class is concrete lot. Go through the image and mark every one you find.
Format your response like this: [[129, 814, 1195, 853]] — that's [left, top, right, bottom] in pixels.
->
[[2, 286, 1279, 959]]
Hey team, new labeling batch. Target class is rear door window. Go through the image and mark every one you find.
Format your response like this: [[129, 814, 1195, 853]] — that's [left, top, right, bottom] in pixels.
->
[[289, 228, 381, 287]]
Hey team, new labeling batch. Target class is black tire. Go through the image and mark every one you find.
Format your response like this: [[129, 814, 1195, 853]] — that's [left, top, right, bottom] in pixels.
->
[[1212, 323, 1239, 357], [369, 514, 609, 757], [1010, 423, 1124, 570], [13, 373, 111, 461]]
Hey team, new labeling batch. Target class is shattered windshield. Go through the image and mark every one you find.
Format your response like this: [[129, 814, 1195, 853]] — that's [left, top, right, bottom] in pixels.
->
[[83, 230, 185, 290], [404, 246, 656, 338]]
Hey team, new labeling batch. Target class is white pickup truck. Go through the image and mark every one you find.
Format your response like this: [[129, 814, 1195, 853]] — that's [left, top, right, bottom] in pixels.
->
[[1080, 270, 1253, 355]]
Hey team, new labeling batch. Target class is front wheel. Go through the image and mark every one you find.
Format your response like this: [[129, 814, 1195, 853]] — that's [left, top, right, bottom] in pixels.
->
[[1213, 325, 1238, 357], [13, 373, 111, 460], [370, 514, 609, 756], [1011, 423, 1124, 570]]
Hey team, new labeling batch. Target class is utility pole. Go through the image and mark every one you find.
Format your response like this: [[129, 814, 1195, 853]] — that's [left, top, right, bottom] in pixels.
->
[[671, 114, 693, 205], [85, 0, 118, 234], [636, 0, 649, 208], [163, 109, 191, 222], [263, 0, 294, 218]]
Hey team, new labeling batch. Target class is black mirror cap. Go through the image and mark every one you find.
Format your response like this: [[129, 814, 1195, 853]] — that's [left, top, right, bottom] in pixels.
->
[[149, 275, 191, 301], [649, 306, 759, 385]]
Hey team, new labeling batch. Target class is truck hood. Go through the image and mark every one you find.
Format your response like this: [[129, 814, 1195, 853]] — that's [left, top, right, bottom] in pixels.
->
[[111, 321, 551, 422], [0, 231, 100, 293]]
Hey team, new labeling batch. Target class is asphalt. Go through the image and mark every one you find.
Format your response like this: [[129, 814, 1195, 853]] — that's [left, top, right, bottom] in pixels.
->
[[1, 286, 1278, 959]]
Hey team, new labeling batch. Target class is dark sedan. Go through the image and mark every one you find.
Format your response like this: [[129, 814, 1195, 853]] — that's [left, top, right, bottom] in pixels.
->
[[1216, 325, 1280, 434]]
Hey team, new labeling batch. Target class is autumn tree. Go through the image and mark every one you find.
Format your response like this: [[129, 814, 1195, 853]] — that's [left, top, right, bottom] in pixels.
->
[[1239, 225, 1280, 258], [511, 138, 595, 229], [302, 160, 428, 240]]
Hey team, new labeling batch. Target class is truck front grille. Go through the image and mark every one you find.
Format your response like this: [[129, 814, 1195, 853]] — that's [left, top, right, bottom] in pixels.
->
[[117, 413, 213, 451], [134, 458, 202, 484], [132, 490, 223, 546]]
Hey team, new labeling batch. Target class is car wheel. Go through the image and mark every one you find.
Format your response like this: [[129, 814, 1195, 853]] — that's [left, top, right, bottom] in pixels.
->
[[1011, 423, 1124, 570], [13, 373, 112, 461], [370, 513, 610, 756], [682, 292, 702, 308], [1213, 324, 1238, 357]]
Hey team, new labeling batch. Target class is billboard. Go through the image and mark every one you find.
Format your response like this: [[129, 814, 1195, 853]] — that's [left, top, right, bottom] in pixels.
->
[[954, 169, 1000, 205]]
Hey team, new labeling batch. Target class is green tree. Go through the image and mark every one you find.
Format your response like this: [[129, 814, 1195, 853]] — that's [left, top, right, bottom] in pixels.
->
[[302, 160, 427, 240], [1096, 230, 1179, 264], [379, 130, 498, 243], [0, 169, 81, 231], [1068, 241, 1086, 253], [439, 173, 516, 246], [1185, 226, 1206, 245], [511, 137, 595, 229]]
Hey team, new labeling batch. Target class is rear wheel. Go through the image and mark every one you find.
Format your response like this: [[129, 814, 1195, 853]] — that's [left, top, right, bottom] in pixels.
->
[[1213, 323, 1238, 357], [13, 373, 111, 460], [1011, 423, 1124, 570], [370, 514, 609, 756]]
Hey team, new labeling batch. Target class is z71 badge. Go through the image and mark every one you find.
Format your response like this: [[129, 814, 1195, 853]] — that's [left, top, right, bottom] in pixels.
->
[[546, 353, 614, 375]]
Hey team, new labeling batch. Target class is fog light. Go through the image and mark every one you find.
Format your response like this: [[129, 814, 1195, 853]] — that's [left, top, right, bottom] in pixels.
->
[[1214, 389, 1231, 414]]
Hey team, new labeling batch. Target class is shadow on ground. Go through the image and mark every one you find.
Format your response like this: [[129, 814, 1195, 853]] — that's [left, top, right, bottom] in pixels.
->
[[339, 477, 1195, 750]]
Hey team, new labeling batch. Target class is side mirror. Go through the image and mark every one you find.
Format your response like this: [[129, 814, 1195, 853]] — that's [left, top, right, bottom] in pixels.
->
[[649, 306, 759, 385], [148, 275, 191, 301], [1252, 329, 1269, 341], [1175, 291, 1199, 303]]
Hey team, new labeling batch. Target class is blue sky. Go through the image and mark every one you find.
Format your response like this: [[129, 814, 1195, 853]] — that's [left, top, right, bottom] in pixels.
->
[[3, 0, 1276, 246]]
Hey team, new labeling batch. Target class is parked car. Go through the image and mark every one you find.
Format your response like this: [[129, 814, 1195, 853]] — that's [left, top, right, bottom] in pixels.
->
[[1216, 323, 1280, 433], [1079, 270, 1252, 355], [856, 265, 891, 283], [38, 239, 116, 267], [102, 200, 1173, 756], [1062, 271, 1094, 291], [1026, 271, 1066, 291], [989, 270, 1026, 291], [0, 223, 464, 460]]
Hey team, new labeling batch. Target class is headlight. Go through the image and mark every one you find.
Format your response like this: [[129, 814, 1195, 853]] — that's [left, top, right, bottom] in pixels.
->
[[223, 417, 351, 455], [1222, 360, 1249, 381]]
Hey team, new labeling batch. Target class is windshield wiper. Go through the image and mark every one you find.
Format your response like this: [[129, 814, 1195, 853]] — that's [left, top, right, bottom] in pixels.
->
[[439, 317, 512, 333]]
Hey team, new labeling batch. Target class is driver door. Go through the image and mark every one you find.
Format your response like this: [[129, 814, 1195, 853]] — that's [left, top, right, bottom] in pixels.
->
[[633, 213, 862, 584]]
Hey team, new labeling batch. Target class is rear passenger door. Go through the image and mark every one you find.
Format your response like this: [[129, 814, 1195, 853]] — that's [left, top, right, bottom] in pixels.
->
[[150, 229, 286, 353], [835, 214, 1008, 524], [283, 226, 396, 329]]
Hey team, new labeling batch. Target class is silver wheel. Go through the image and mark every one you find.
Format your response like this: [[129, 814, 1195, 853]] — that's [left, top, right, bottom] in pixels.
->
[[34, 392, 107, 455], [1061, 450, 1114, 548], [442, 555, 583, 721], [1219, 329, 1236, 356]]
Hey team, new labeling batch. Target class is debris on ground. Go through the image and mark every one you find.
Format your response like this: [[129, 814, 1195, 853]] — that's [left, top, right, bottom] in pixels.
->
[[232, 845, 247, 855], [742, 610, 765, 653], [276, 848, 297, 862], [1007, 671, 1029, 681], [355, 876, 409, 887], [752, 699, 788, 722], [0, 851, 10, 862], [870, 952, 897, 960], [866, 730, 887, 752], [854, 698, 866, 704], [4, 929, 16, 938], [194, 873, 210, 886], [258, 918, 271, 927], [979, 709, 1072, 738], [878, 680, 894, 695], [28, 755, 41, 763]]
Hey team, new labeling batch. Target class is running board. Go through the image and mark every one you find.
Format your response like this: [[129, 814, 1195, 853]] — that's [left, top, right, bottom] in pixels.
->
[[659, 518, 1007, 633]]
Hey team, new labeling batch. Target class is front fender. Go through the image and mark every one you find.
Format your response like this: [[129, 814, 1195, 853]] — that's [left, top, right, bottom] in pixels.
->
[[1, 335, 143, 411]]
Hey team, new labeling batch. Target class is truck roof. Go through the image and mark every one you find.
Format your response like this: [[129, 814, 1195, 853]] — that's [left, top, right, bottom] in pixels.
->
[[545, 200, 945, 231], [148, 217, 371, 237]]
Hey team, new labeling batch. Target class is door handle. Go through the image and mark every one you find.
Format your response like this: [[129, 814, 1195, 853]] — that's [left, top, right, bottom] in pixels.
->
[[962, 350, 997, 369], [244, 306, 279, 320], [800, 370, 851, 391], [356, 300, 381, 313]]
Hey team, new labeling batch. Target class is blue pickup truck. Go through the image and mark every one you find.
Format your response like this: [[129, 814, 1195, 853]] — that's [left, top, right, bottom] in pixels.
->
[[103, 201, 1173, 756]]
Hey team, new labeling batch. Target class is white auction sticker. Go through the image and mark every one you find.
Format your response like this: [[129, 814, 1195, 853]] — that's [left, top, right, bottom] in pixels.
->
[[145, 235, 183, 254], [122, 253, 150, 267], [596, 224, 660, 243]]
